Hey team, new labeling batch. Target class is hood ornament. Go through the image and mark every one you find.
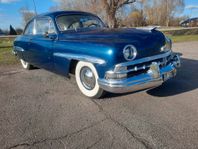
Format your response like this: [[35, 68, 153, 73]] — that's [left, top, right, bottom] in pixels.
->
[[137, 26, 160, 32]]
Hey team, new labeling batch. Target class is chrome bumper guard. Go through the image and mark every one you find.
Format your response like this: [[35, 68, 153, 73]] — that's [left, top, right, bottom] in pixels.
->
[[98, 52, 181, 93]]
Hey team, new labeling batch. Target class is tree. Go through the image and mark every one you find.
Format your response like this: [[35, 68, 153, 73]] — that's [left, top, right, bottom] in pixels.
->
[[52, 0, 106, 25], [100, 0, 136, 28], [127, 10, 145, 27], [144, 0, 164, 25], [144, 0, 185, 26], [19, 7, 35, 25], [0, 28, 3, 34], [135, 0, 146, 25], [164, 0, 185, 27], [53, 0, 136, 28], [51, 0, 185, 27], [9, 25, 17, 35]]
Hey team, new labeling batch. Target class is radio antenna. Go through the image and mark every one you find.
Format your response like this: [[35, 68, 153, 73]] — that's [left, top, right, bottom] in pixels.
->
[[32, 0, 37, 15]]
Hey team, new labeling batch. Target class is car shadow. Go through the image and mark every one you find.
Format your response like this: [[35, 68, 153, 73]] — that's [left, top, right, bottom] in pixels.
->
[[104, 58, 198, 98], [147, 58, 198, 97]]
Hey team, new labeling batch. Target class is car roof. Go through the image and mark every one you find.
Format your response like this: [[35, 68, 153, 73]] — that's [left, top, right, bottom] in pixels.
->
[[34, 11, 96, 19], [25, 11, 101, 30]]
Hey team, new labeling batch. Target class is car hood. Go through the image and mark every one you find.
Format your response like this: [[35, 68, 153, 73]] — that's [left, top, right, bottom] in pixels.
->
[[59, 28, 166, 60]]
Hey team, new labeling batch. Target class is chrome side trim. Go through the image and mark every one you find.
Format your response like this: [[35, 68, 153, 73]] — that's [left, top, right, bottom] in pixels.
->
[[115, 51, 172, 70], [53, 53, 106, 65], [14, 46, 24, 52]]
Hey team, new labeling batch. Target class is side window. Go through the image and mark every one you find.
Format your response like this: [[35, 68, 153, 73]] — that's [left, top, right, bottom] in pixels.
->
[[24, 21, 34, 35], [35, 18, 56, 35]]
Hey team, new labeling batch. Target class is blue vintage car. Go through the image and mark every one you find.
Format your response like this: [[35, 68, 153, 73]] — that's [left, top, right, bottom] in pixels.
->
[[13, 11, 181, 98]]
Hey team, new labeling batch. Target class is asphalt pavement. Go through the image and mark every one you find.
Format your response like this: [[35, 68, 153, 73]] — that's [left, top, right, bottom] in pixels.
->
[[0, 41, 198, 149]]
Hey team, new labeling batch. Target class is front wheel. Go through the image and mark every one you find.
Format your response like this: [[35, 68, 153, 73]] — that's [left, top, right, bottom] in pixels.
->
[[75, 61, 105, 99], [20, 59, 33, 70]]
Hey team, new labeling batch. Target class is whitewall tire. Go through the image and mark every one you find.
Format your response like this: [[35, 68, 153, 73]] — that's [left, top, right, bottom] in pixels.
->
[[20, 59, 33, 70], [75, 61, 105, 99]]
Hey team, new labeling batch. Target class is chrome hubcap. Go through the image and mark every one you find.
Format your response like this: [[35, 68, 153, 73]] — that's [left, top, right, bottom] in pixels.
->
[[80, 67, 96, 90]]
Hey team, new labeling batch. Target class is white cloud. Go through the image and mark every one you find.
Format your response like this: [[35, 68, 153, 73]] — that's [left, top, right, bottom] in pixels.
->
[[186, 5, 198, 9], [0, 0, 20, 3]]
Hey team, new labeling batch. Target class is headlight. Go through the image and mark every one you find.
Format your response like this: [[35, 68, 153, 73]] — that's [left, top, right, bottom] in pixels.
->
[[161, 36, 172, 52], [123, 45, 137, 61]]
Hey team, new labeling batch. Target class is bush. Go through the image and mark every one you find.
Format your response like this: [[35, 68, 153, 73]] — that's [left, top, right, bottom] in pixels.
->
[[163, 28, 198, 36]]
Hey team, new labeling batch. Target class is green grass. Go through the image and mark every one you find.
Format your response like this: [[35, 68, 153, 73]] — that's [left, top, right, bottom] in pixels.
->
[[0, 48, 19, 65], [0, 38, 13, 48], [0, 38, 19, 65], [167, 34, 198, 43]]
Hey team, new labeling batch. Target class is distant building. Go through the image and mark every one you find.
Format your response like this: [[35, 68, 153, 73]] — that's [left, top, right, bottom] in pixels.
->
[[180, 17, 198, 27]]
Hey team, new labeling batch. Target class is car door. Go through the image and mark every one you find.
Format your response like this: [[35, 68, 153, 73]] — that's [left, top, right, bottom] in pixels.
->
[[28, 17, 57, 71], [16, 20, 35, 62]]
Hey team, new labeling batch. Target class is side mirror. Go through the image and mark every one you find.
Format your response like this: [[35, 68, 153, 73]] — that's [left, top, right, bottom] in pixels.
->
[[44, 32, 57, 40], [44, 32, 49, 38]]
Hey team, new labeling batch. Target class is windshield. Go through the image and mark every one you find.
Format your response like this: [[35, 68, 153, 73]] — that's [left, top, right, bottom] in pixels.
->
[[56, 14, 105, 31]]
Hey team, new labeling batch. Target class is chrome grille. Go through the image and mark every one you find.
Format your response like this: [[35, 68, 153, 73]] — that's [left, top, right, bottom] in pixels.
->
[[114, 51, 173, 77]]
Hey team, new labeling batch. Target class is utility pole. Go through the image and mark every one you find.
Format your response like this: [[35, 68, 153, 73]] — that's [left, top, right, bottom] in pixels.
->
[[33, 0, 37, 15]]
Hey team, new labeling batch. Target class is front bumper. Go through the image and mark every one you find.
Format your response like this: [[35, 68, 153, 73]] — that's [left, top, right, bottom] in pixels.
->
[[98, 52, 181, 93]]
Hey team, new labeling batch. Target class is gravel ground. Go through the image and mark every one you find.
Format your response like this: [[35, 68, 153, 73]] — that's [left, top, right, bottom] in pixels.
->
[[0, 41, 198, 149]]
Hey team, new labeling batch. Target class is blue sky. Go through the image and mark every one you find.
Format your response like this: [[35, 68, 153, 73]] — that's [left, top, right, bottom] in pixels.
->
[[0, 0, 198, 30]]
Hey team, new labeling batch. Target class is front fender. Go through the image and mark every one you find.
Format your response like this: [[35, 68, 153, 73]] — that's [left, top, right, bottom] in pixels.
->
[[53, 40, 117, 78], [53, 52, 116, 78]]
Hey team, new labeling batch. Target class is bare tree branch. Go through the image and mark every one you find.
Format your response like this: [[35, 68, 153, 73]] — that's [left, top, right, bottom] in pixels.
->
[[118, 0, 136, 9]]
